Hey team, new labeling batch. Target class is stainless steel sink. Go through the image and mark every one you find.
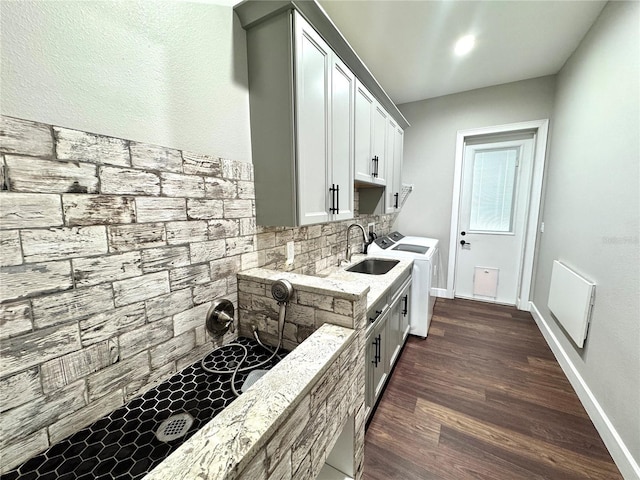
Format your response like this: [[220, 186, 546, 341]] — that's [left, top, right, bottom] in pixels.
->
[[346, 258, 399, 275]]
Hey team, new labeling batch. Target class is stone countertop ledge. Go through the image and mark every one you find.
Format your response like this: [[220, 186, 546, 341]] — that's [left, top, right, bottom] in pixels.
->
[[239, 254, 413, 311], [318, 254, 413, 311], [143, 323, 355, 480]]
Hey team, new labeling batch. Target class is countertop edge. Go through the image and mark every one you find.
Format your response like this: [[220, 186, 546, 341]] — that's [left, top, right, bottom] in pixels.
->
[[142, 323, 356, 480]]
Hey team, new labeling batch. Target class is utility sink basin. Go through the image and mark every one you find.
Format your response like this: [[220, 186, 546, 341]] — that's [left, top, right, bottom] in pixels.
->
[[346, 258, 399, 275]]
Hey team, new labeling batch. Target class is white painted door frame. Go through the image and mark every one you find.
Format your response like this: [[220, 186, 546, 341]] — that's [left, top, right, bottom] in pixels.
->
[[446, 119, 549, 311]]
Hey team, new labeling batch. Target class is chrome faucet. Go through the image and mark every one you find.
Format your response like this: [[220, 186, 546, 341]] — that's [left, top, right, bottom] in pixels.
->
[[345, 223, 367, 263]]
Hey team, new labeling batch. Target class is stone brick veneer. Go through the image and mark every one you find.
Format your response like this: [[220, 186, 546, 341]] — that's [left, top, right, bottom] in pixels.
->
[[0, 115, 396, 472], [236, 328, 366, 480], [232, 275, 368, 480]]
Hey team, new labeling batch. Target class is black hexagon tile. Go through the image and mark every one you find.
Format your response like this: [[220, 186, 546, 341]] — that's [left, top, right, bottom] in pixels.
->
[[2, 338, 286, 480]]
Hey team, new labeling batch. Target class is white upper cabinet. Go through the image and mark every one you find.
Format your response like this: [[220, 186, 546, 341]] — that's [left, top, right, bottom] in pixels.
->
[[354, 81, 374, 182], [354, 79, 388, 186], [295, 13, 354, 225], [236, 2, 408, 226], [329, 55, 356, 222], [394, 127, 404, 207], [372, 103, 388, 185], [385, 118, 404, 214], [295, 14, 332, 225], [242, 10, 354, 226]]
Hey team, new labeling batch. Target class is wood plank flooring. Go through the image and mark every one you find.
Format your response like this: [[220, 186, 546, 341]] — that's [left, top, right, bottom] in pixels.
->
[[363, 298, 622, 480]]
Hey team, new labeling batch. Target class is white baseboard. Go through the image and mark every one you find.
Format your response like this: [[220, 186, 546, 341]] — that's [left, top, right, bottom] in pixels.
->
[[432, 288, 451, 299], [530, 302, 640, 480]]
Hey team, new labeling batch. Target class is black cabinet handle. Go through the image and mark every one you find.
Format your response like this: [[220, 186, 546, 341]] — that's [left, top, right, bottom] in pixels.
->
[[372, 156, 378, 178], [329, 184, 337, 213], [336, 184, 340, 214], [371, 335, 381, 366], [371, 337, 377, 365], [402, 295, 408, 316], [372, 334, 381, 366], [394, 192, 399, 209], [369, 309, 383, 324]]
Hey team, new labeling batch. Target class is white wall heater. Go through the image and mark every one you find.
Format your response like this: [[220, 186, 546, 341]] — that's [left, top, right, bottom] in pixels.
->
[[548, 260, 596, 348]]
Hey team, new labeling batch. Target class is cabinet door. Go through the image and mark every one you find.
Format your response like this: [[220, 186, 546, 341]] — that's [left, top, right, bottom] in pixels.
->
[[384, 121, 404, 214], [372, 103, 388, 185], [294, 13, 330, 225], [330, 56, 355, 221], [393, 126, 404, 208], [370, 319, 388, 403], [384, 117, 398, 214], [400, 282, 411, 342], [365, 330, 375, 419], [386, 296, 402, 368], [354, 80, 373, 182]]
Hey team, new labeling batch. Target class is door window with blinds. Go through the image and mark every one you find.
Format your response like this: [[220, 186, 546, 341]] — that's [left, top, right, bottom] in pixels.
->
[[468, 146, 520, 233]]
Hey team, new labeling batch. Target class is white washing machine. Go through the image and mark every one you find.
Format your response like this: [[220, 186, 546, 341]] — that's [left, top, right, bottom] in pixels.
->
[[368, 232, 439, 338]]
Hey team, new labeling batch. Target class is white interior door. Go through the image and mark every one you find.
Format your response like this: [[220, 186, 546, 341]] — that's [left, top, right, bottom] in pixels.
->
[[454, 134, 535, 305]]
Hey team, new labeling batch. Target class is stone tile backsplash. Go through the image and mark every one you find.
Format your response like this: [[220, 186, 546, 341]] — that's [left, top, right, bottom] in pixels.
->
[[0, 115, 397, 471]]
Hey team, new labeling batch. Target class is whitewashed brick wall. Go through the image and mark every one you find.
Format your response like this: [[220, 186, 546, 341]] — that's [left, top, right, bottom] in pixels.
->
[[0, 115, 396, 472]]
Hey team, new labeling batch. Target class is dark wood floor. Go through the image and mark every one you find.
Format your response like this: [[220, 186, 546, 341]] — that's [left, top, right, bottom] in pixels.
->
[[363, 298, 622, 480]]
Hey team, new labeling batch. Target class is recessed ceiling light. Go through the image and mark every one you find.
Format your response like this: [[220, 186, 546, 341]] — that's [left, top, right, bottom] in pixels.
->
[[454, 34, 475, 56]]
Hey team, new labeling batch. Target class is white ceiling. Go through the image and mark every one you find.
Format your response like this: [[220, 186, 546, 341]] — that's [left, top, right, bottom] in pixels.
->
[[317, 0, 607, 105]]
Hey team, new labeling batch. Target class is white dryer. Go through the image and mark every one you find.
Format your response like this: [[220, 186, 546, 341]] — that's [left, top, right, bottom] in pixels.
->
[[368, 232, 439, 337]]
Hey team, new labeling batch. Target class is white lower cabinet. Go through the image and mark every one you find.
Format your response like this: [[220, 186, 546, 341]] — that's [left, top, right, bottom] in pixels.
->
[[367, 316, 388, 410], [400, 281, 411, 342], [365, 275, 412, 421]]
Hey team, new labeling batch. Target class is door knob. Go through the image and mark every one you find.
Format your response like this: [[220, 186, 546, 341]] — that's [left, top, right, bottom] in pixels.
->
[[460, 240, 471, 246]]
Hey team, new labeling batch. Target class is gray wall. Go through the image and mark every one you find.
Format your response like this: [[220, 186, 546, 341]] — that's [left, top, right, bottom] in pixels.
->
[[532, 0, 640, 471], [395, 76, 556, 286], [0, 1, 252, 162]]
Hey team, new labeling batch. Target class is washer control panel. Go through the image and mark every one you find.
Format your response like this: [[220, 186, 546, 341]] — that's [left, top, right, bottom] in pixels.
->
[[373, 236, 395, 250]]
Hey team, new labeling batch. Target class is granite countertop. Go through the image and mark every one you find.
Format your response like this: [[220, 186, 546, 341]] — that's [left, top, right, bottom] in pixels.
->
[[143, 323, 355, 480]]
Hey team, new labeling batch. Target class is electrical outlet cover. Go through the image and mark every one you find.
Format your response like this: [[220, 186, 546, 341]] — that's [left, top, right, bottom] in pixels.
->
[[286, 241, 295, 264]]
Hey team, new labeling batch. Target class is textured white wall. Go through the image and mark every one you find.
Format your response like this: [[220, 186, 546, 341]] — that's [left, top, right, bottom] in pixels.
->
[[532, 1, 640, 473], [395, 76, 556, 285], [0, 1, 252, 162]]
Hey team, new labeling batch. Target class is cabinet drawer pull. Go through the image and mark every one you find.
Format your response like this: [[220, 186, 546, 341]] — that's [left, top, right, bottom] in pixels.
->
[[336, 184, 340, 214], [394, 192, 399, 209], [402, 295, 408, 316]]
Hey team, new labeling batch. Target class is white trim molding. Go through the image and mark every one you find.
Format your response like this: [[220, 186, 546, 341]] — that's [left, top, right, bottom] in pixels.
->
[[446, 119, 549, 310], [431, 288, 451, 299], [530, 302, 640, 480]]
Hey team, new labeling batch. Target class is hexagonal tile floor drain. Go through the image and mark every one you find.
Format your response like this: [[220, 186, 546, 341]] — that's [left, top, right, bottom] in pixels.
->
[[2, 337, 287, 480], [156, 413, 193, 442]]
